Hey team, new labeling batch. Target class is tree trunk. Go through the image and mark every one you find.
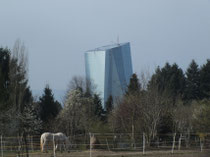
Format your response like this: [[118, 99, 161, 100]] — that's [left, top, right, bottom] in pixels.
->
[[131, 124, 135, 149], [171, 133, 176, 154], [178, 133, 182, 150]]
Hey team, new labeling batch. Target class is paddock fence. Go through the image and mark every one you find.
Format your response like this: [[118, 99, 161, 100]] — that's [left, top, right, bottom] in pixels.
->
[[0, 133, 210, 157]]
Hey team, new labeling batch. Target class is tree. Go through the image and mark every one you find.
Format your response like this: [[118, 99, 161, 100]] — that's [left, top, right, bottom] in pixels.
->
[[108, 93, 142, 148], [9, 39, 29, 112], [93, 94, 104, 119], [106, 95, 113, 114], [172, 99, 194, 147], [184, 60, 200, 101], [57, 89, 89, 136], [142, 87, 166, 144], [126, 73, 141, 95], [0, 40, 44, 147], [0, 48, 10, 110], [110, 86, 165, 146], [148, 63, 185, 103], [39, 85, 61, 130], [18, 101, 42, 135], [193, 100, 210, 133], [200, 59, 210, 99], [0, 40, 37, 136], [69, 76, 85, 92]]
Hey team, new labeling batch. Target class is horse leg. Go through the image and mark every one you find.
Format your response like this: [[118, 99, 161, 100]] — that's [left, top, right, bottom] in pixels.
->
[[60, 143, 63, 153], [44, 141, 49, 153], [43, 141, 46, 153], [63, 142, 66, 152]]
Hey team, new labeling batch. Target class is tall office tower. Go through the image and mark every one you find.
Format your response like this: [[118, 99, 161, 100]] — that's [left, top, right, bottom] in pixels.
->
[[85, 42, 133, 108]]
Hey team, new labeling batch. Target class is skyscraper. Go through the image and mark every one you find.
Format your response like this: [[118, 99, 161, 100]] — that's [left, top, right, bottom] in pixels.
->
[[85, 42, 133, 107]]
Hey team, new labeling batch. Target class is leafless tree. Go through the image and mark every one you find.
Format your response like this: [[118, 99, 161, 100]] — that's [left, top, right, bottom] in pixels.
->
[[139, 69, 151, 91], [109, 85, 166, 146], [172, 99, 195, 148], [141, 87, 167, 145], [9, 39, 29, 112]]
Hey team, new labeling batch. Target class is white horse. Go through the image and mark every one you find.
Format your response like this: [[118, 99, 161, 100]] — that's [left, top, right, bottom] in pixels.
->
[[40, 132, 71, 153]]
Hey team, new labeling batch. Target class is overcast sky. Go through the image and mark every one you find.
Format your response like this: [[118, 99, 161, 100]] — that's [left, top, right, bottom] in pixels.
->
[[0, 0, 210, 91]]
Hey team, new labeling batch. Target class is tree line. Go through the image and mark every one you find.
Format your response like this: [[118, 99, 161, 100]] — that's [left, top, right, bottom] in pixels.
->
[[0, 41, 61, 137], [109, 60, 210, 146], [1, 41, 210, 147]]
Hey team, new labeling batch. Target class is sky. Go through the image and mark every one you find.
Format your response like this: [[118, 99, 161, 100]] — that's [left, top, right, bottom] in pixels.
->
[[0, 0, 210, 94]]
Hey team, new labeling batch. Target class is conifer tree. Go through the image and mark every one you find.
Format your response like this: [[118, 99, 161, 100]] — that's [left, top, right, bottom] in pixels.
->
[[148, 63, 185, 101], [39, 85, 61, 125], [1, 41, 40, 136], [93, 94, 104, 119], [126, 73, 141, 95], [184, 60, 200, 100], [106, 95, 113, 114], [0, 48, 10, 109], [200, 59, 210, 99]]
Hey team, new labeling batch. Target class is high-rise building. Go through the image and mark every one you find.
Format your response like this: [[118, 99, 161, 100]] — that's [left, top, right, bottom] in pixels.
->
[[85, 42, 133, 107]]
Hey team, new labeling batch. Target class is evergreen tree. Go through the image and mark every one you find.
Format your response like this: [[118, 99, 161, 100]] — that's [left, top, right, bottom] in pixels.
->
[[126, 73, 141, 95], [10, 40, 38, 136], [19, 101, 42, 135], [39, 85, 61, 125], [0, 48, 10, 109], [106, 95, 113, 114], [0, 48, 11, 135], [200, 59, 210, 99], [0, 41, 39, 136], [184, 60, 200, 100], [169, 63, 186, 98], [148, 63, 185, 101], [93, 94, 104, 119]]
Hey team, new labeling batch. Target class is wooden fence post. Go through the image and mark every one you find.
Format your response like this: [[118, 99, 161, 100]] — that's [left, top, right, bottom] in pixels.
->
[[53, 134, 56, 157], [31, 136, 34, 152], [1, 135, 3, 157], [143, 132, 145, 155], [106, 138, 110, 151], [200, 137, 204, 152], [89, 133, 92, 157]]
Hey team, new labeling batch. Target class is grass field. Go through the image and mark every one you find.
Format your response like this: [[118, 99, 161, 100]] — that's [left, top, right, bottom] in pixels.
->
[[19, 150, 209, 157]]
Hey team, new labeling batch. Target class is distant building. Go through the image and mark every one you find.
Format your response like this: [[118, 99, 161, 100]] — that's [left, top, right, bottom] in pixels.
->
[[84, 42, 133, 108]]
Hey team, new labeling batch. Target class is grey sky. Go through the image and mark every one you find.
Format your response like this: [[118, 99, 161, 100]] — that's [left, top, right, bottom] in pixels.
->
[[0, 0, 210, 91]]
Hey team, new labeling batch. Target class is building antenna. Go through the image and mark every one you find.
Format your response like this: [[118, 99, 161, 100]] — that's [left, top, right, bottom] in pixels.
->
[[117, 35, 120, 45]]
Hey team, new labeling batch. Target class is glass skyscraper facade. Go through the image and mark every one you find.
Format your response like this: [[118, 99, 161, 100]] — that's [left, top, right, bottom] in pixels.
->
[[85, 42, 133, 108]]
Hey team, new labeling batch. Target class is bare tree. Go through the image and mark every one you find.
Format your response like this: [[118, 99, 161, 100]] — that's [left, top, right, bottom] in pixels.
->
[[69, 76, 85, 91], [139, 69, 151, 91], [172, 99, 195, 148], [109, 85, 166, 146], [10, 39, 29, 112], [141, 87, 166, 145], [63, 76, 96, 103]]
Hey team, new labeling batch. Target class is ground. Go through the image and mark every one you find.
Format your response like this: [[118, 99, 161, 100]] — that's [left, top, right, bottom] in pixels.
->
[[27, 150, 210, 157]]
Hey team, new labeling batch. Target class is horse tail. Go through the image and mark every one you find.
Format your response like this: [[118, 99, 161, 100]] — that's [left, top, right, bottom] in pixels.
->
[[40, 135, 44, 152]]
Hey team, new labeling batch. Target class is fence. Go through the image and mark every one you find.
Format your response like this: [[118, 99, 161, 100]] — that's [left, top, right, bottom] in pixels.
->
[[0, 133, 210, 157]]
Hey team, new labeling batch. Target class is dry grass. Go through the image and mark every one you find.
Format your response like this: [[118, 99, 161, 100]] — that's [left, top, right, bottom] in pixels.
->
[[28, 150, 210, 157]]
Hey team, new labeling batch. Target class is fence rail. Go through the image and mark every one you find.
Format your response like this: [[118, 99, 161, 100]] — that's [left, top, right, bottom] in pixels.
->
[[0, 133, 210, 157]]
